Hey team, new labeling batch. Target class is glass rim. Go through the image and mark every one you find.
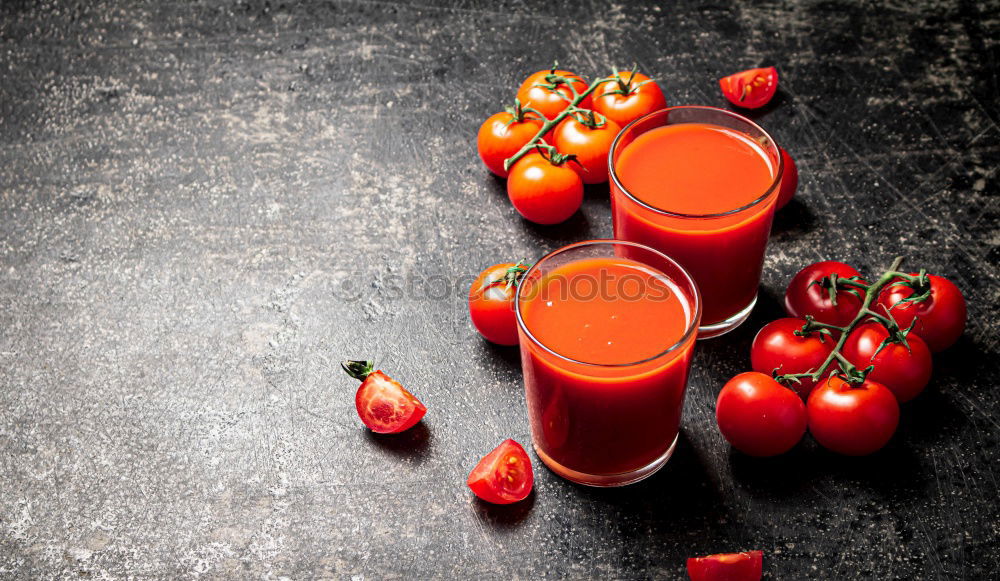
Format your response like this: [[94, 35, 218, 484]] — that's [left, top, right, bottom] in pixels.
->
[[608, 105, 785, 219], [514, 239, 702, 368]]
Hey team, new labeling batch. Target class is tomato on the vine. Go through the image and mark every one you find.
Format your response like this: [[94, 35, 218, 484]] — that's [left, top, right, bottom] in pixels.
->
[[776, 148, 798, 209], [467, 439, 533, 504], [516, 69, 590, 120], [468, 262, 529, 346], [750, 318, 833, 399], [842, 323, 932, 403], [719, 67, 778, 109], [552, 113, 621, 184], [716, 372, 806, 457], [687, 550, 763, 581], [507, 151, 583, 224], [784, 261, 866, 327], [807, 376, 899, 456], [477, 110, 544, 178], [592, 70, 667, 128], [876, 274, 966, 352]]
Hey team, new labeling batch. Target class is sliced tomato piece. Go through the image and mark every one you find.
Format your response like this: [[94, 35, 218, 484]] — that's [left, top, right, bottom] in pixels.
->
[[687, 550, 763, 581], [467, 439, 533, 504], [355, 370, 426, 434], [719, 67, 778, 109]]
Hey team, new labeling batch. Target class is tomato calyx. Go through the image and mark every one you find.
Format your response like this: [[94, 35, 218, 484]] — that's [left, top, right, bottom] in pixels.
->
[[502, 98, 540, 127], [485, 260, 531, 292], [569, 109, 609, 129], [603, 65, 655, 97], [808, 272, 867, 307], [341, 359, 375, 381]]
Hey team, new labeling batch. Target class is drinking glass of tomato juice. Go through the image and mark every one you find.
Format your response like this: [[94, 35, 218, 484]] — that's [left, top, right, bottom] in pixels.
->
[[515, 240, 701, 486], [609, 106, 783, 338]]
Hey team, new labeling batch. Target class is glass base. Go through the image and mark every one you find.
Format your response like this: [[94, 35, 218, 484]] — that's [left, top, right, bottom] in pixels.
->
[[696, 294, 757, 339], [533, 434, 679, 487]]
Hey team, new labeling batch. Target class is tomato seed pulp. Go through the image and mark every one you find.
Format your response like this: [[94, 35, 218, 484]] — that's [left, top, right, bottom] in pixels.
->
[[518, 256, 698, 479]]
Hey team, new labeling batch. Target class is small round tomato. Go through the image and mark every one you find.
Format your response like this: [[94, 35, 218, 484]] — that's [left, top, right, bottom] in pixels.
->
[[750, 318, 834, 399], [807, 376, 899, 456], [516, 69, 590, 120], [354, 370, 426, 434], [876, 274, 966, 352], [716, 372, 806, 457], [477, 111, 544, 178], [552, 114, 621, 184], [784, 261, 866, 327], [468, 262, 529, 346], [687, 550, 763, 581], [843, 323, 932, 403], [507, 151, 583, 224], [719, 66, 778, 109], [591, 70, 667, 128], [775, 147, 798, 209], [467, 439, 533, 504]]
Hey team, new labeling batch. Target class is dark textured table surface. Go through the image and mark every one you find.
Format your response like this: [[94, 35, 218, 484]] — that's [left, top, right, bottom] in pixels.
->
[[2, 0, 998, 578]]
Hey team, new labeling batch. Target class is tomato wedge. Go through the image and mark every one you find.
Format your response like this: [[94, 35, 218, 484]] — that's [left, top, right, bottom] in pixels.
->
[[343, 361, 427, 434], [719, 67, 778, 109], [467, 439, 533, 504], [687, 550, 763, 581]]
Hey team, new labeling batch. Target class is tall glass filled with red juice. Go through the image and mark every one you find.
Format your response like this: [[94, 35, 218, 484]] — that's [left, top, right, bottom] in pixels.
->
[[609, 106, 783, 338], [515, 240, 701, 486]]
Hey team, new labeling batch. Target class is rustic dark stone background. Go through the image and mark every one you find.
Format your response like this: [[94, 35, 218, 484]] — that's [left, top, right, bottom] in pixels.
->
[[1, 0, 998, 578]]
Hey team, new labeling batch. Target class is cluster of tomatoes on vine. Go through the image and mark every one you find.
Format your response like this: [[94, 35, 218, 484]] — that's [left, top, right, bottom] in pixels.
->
[[716, 258, 967, 458]]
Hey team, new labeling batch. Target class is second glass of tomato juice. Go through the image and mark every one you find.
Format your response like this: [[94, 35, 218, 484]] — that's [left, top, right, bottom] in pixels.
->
[[609, 106, 783, 338], [515, 240, 701, 486]]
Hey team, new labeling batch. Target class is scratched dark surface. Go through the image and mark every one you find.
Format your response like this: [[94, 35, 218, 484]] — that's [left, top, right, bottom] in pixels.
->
[[1, 0, 998, 578]]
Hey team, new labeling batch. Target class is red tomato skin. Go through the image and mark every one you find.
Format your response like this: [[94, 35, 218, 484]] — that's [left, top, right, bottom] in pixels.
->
[[477, 112, 544, 178], [775, 148, 798, 209], [687, 550, 763, 581], [552, 116, 622, 184], [807, 376, 899, 456], [719, 67, 778, 109], [355, 371, 427, 434], [516, 69, 591, 120], [468, 263, 519, 346], [877, 274, 967, 352], [843, 323, 932, 403], [716, 372, 807, 457], [784, 261, 865, 327], [750, 317, 834, 399], [467, 439, 534, 504], [507, 152, 583, 224], [592, 71, 667, 128]]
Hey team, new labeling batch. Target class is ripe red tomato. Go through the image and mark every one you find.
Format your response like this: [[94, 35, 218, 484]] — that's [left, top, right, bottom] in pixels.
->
[[354, 369, 427, 434], [719, 67, 778, 109], [591, 70, 667, 128], [468, 262, 528, 346], [507, 151, 583, 224], [807, 376, 899, 456], [477, 111, 544, 178], [876, 274, 966, 352], [552, 114, 621, 184], [516, 69, 590, 120], [843, 323, 932, 403], [750, 318, 834, 399], [687, 550, 763, 581], [784, 261, 865, 327], [775, 147, 798, 209], [467, 439, 534, 504], [716, 372, 806, 457]]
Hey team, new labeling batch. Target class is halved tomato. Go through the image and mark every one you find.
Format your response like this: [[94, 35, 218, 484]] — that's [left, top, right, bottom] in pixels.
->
[[687, 550, 763, 581], [719, 67, 778, 109], [467, 439, 533, 504], [354, 370, 426, 434]]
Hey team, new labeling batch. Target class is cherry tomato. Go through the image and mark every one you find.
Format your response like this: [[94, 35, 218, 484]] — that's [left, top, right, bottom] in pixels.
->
[[507, 151, 583, 224], [468, 262, 529, 346], [807, 376, 899, 456], [716, 372, 806, 457], [775, 147, 798, 209], [784, 261, 865, 327], [687, 550, 763, 581], [477, 111, 544, 178], [750, 318, 834, 399], [552, 114, 621, 184], [467, 439, 534, 504], [719, 67, 778, 109], [842, 323, 932, 403], [354, 370, 426, 434], [516, 69, 590, 120], [591, 70, 667, 128], [876, 274, 966, 352]]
